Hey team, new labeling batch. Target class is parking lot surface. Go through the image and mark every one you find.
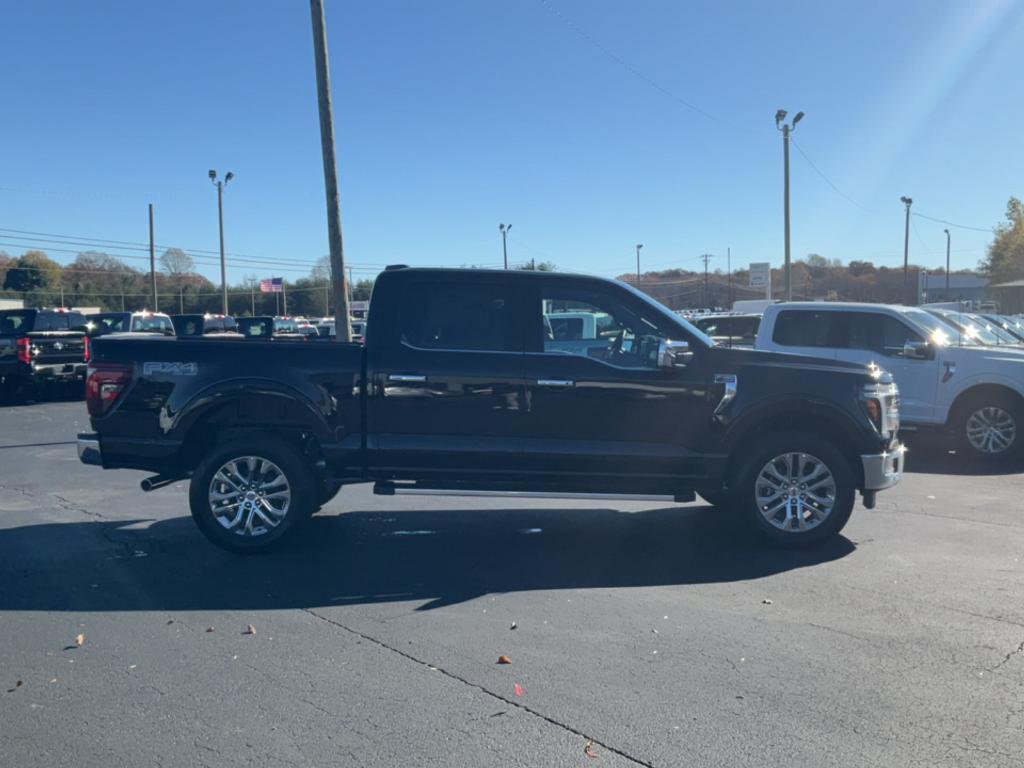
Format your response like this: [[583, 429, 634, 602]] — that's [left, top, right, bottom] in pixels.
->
[[2, 400, 1023, 767]]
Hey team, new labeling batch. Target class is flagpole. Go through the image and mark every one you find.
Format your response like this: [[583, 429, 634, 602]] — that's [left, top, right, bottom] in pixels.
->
[[282, 279, 288, 315]]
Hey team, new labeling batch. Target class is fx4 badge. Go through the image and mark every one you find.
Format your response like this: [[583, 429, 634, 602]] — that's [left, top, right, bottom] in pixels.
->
[[143, 361, 198, 377]]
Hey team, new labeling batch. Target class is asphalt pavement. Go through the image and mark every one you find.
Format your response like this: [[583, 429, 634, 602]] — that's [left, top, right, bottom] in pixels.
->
[[1, 400, 1023, 767]]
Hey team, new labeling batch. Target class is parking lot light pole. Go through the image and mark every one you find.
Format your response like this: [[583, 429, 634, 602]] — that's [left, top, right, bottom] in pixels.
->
[[901, 196, 913, 304], [209, 170, 233, 315], [499, 223, 511, 269], [776, 109, 804, 301], [635, 243, 643, 284], [944, 228, 951, 300]]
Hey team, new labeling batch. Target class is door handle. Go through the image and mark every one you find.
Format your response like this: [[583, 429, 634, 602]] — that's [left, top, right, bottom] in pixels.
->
[[388, 374, 426, 383], [537, 379, 574, 388]]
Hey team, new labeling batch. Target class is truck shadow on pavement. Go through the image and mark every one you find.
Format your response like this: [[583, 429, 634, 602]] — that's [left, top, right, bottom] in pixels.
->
[[0, 505, 856, 612]]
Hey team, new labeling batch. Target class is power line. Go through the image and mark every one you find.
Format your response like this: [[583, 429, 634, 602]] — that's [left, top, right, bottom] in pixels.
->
[[789, 138, 882, 215], [912, 212, 991, 233], [537, 0, 721, 123]]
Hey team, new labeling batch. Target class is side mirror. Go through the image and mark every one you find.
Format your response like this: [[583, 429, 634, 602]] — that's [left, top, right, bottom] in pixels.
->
[[903, 340, 933, 360], [658, 339, 694, 368]]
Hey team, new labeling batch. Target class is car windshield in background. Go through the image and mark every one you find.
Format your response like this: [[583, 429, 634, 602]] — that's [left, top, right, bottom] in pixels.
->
[[133, 315, 173, 333], [88, 314, 129, 335]]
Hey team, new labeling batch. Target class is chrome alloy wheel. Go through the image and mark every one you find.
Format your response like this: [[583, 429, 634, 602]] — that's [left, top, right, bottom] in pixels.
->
[[755, 452, 836, 533], [966, 406, 1017, 455], [208, 456, 291, 537]]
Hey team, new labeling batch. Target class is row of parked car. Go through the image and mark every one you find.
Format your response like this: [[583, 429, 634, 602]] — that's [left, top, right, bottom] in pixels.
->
[[0, 308, 366, 400], [689, 303, 1024, 462]]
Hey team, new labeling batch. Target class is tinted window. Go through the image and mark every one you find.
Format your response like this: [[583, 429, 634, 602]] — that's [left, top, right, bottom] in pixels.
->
[[399, 281, 518, 352], [34, 313, 69, 332], [90, 314, 130, 335], [772, 310, 839, 347], [0, 311, 35, 335], [67, 312, 88, 332]]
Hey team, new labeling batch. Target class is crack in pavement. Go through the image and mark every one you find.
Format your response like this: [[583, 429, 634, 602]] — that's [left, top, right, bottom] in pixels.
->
[[300, 607, 657, 768], [989, 638, 1024, 672], [52, 493, 104, 519]]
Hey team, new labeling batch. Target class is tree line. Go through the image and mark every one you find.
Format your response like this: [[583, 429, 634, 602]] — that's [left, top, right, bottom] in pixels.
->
[[0, 248, 373, 317]]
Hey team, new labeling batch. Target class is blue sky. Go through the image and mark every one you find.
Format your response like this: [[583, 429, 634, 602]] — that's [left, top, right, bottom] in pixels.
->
[[1, 0, 1022, 285]]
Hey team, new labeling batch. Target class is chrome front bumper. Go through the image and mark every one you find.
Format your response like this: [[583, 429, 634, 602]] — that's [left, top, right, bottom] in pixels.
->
[[77, 433, 102, 466], [861, 443, 905, 491]]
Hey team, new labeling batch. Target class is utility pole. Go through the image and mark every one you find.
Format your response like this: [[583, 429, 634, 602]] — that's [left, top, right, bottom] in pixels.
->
[[209, 170, 233, 315], [282, 280, 288, 316], [944, 228, 951, 300], [635, 243, 643, 284], [901, 196, 913, 304], [148, 204, 158, 311], [310, 0, 352, 342], [59, 283, 64, 308], [499, 223, 511, 269], [700, 253, 714, 308], [179, 286, 184, 314], [247, 278, 257, 315], [776, 109, 804, 301], [727, 247, 732, 307]]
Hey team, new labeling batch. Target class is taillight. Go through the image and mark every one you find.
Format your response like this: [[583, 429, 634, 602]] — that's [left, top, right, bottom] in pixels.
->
[[86, 363, 133, 417], [83, 336, 91, 363], [16, 337, 31, 364]]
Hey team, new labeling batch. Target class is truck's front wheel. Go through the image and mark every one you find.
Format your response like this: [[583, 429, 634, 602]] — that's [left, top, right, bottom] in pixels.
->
[[732, 432, 855, 547], [189, 437, 316, 553]]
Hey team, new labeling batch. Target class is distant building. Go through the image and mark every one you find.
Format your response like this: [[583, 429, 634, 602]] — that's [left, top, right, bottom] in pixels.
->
[[918, 272, 989, 304], [0, 298, 24, 310], [991, 279, 1024, 314]]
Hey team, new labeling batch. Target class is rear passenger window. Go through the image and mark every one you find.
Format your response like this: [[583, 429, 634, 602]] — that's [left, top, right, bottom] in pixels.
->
[[772, 311, 837, 347], [399, 281, 518, 352]]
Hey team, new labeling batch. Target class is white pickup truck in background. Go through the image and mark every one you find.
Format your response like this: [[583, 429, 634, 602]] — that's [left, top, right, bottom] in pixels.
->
[[755, 302, 1024, 462]]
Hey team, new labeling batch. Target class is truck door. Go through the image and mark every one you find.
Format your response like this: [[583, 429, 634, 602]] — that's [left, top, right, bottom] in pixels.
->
[[830, 311, 940, 424], [519, 276, 716, 490], [365, 273, 527, 474]]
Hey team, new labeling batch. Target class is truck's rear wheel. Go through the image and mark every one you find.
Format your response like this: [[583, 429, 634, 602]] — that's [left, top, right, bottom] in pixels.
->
[[732, 432, 855, 547], [189, 437, 316, 553]]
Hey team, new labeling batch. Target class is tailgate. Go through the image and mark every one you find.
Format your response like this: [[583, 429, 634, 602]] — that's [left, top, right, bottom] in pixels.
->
[[26, 332, 87, 365]]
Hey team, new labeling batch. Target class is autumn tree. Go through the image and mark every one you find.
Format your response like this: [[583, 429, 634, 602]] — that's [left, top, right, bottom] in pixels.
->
[[980, 197, 1024, 283]]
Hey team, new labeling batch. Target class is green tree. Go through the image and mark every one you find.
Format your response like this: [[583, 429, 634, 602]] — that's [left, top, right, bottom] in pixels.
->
[[3, 250, 61, 295], [352, 279, 374, 301], [980, 197, 1024, 283]]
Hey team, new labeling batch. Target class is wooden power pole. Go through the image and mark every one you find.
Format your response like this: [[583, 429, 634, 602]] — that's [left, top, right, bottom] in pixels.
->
[[310, 0, 352, 342]]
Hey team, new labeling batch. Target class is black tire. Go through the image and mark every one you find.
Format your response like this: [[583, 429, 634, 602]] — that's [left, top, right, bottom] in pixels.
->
[[953, 392, 1023, 463], [189, 436, 316, 553], [730, 431, 855, 547]]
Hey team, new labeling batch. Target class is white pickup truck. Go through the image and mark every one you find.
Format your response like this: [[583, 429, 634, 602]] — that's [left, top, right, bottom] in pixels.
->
[[755, 302, 1024, 462]]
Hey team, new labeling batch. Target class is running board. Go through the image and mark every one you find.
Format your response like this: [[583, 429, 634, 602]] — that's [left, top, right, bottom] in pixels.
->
[[373, 482, 694, 503]]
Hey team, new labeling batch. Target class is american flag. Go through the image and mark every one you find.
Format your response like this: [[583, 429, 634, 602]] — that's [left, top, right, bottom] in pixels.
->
[[259, 277, 284, 293]]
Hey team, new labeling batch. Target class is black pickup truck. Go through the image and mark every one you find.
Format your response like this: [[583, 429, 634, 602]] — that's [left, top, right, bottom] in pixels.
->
[[1, 308, 90, 399], [78, 267, 903, 552]]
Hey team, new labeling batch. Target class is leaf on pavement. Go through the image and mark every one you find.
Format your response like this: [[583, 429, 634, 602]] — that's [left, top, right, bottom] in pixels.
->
[[243, 624, 256, 636], [74, 634, 85, 647], [514, 683, 523, 697], [584, 741, 599, 758], [206, 627, 215, 633], [497, 655, 512, 665]]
